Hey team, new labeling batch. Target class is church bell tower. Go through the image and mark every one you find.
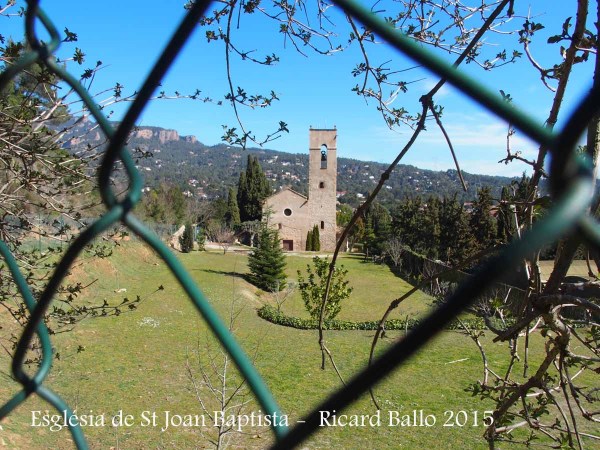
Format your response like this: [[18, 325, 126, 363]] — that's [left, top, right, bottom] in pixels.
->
[[308, 128, 337, 251]]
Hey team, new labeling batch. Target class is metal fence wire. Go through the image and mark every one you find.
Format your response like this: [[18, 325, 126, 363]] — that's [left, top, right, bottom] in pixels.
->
[[1, 1, 599, 449]]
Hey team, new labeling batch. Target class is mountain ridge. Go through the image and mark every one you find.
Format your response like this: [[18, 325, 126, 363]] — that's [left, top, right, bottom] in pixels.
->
[[60, 118, 521, 206]]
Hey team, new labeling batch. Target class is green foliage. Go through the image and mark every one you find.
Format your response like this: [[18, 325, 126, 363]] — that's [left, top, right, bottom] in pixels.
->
[[469, 186, 497, 251], [392, 194, 477, 265], [143, 190, 165, 222], [224, 187, 241, 228], [205, 197, 228, 228], [2, 43, 69, 124], [306, 225, 321, 251], [347, 216, 366, 251], [311, 224, 321, 251], [0, 37, 121, 342], [141, 182, 187, 225], [306, 229, 313, 251], [421, 197, 441, 260], [179, 222, 194, 253], [337, 204, 353, 227], [237, 170, 248, 218], [66, 120, 518, 208], [439, 195, 476, 265], [496, 174, 531, 244], [196, 226, 206, 251], [363, 201, 392, 257], [258, 305, 487, 331], [237, 155, 271, 222], [297, 256, 352, 321], [248, 227, 287, 292], [238, 219, 262, 246], [390, 197, 425, 253]]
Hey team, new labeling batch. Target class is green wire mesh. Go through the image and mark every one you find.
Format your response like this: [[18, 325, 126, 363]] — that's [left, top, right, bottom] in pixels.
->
[[1, 1, 599, 449]]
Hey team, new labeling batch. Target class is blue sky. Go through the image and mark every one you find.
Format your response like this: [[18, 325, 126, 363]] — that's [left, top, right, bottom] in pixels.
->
[[2, 1, 596, 177]]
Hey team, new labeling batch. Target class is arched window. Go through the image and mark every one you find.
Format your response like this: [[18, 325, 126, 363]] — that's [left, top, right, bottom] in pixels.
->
[[320, 221, 325, 230], [319, 181, 325, 188], [320, 144, 327, 169]]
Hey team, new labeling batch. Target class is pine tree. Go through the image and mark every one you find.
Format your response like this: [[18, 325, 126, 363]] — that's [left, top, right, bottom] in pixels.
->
[[224, 187, 241, 228], [248, 227, 287, 292], [306, 229, 313, 251]]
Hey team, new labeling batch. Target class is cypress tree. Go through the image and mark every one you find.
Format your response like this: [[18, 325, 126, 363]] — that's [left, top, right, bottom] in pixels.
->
[[237, 170, 249, 222], [237, 155, 270, 222], [306, 230, 313, 251], [225, 187, 241, 228], [312, 224, 321, 251], [247, 156, 265, 220], [248, 227, 287, 292]]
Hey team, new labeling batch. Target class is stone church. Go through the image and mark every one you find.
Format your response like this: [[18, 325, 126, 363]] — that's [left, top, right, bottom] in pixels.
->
[[264, 128, 337, 251]]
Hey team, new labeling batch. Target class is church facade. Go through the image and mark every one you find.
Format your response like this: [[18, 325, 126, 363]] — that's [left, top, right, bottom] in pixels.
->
[[263, 128, 337, 251]]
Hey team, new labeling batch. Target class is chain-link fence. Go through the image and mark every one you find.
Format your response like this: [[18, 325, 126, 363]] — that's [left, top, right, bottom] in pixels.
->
[[1, 1, 599, 449]]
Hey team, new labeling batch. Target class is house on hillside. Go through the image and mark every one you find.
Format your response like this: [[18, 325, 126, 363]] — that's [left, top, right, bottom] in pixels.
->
[[263, 128, 337, 251]]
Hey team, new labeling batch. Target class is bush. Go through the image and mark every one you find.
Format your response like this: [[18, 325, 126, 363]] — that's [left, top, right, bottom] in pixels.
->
[[257, 305, 489, 330], [297, 256, 352, 321]]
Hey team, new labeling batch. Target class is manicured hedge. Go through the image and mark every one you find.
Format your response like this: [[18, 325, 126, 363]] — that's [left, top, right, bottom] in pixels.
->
[[257, 305, 487, 331]]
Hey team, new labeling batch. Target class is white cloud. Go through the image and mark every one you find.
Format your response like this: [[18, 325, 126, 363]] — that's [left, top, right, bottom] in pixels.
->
[[406, 158, 531, 178], [357, 111, 542, 176], [420, 79, 452, 98], [419, 119, 539, 157]]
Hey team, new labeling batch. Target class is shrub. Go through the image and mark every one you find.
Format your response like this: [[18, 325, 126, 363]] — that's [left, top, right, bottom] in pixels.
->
[[297, 256, 352, 321], [257, 305, 490, 331]]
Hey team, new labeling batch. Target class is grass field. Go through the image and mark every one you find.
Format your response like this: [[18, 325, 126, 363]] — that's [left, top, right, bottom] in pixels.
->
[[0, 243, 595, 449]]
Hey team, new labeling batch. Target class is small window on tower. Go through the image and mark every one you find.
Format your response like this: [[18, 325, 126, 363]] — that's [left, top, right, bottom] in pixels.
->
[[284, 208, 292, 216], [321, 221, 325, 230], [319, 181, 325, 188], [278, 223, 282, 230], [320, 144, 328, 169]]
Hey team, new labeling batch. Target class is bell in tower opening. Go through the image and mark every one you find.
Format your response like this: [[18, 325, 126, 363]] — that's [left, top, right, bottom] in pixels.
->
[[321, 145, 328, 169]]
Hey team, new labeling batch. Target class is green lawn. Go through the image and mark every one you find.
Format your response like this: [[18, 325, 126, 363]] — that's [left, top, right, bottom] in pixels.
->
[[0, 243, 595, 449], [264, 252, 433, 321], [538, 259, 594, 280]]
